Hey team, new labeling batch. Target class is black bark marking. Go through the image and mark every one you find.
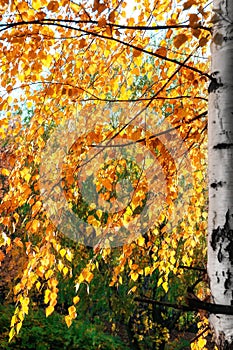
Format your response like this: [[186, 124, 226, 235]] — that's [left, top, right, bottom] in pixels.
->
[[213, 143, 233, 149], [224, 270, 232, 290], [216, 271, 220, 283], [208, 78, 223, 93], [224, 36, 233, 41], [208, 72, 223, 93], [218, 245, 223, 262], [226, 241, 233, 262], [210, 181, 224, 189], [211, 210, 233, 265]]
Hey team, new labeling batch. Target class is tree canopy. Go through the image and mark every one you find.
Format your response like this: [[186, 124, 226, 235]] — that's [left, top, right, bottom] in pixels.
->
[[0, 0, 213, 348]]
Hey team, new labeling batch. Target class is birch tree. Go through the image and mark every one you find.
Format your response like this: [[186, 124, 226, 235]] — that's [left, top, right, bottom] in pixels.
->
[[208, 0, 233, 348]]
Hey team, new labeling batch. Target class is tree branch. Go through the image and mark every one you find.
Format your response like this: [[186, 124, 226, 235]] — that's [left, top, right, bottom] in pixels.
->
[[0, 18, 211, 32], [134, 297, 233, 315], [0, 19, 211, 79]]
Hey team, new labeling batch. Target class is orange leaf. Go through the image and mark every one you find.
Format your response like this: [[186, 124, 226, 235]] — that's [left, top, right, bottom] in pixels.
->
[[14, 237, 24, 248], [174, 34, 188, 49], [133, 45, 143, 57], [199, 37, 209, 47], [183, 0, 196, 10], [0, 250, 5, 262], [32, 201, 42, 217], [47, 1, 59, 12], [102, 178, 112, 191], [85, 271, 94, 283], [108, 11, 115, 22], [98, 17, 107, 27], [25, 219, 38, 233], [79, 38, 86, 49], [155, 47, 167, 56], [189, 13, 199, 28]]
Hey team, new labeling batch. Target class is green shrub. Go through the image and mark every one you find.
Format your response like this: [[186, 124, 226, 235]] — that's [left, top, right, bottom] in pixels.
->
[[0, 304, 130, 350]]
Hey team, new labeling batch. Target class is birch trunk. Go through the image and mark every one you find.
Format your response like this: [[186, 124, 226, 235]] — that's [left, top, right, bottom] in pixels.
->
[[208, 0, 233, 348]]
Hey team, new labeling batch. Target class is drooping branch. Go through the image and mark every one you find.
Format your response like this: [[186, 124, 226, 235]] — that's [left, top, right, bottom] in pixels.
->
[[2, 80, 208, 103], [0, 19, 212, 80], [190, 326, 210, 343], [103, 50, 206, 146], [178, 265, 207, 273]]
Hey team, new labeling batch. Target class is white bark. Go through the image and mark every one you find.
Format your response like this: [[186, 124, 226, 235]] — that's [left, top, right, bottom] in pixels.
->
[[208, 0, 233, 348]]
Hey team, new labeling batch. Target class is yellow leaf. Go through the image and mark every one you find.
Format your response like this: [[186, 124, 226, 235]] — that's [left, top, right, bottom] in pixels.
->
[[170, 256, 176, 265], [58, 260, 64, 272], [42, 55, 53, 68], [1, 168, 10, 176], [68, 305, 76, 318], [137, 236, 145, 247], [20, 167, 31, 179], [202, 212, 208, 219], [32, 0, 41, 10], [60, 248, 66, 257], [73, 295, 80, 305], [16, 322, 22, 334], [63, 266, 69, 276], [9, 327, 16, 342], [18, 311, 24, 321], [157, 277, 163, 287], [65, 315, 72, 328], [65, 250, 73, 262], [14, 284, 21, 295], [197, 336, 207, 348], [44, 289, 51, 304], [10, 315, 17, 327], [131, 272, 138, 282], [162, 281, 168, 293], [70, 1, 80, 12], [36, 281, 41, 291], [128, 286, 137, 294], [30, 219, 40, 233], [145, 266, 151, 276], [45, 305, 54, 317], [21, 304, 29, 315], [195, 170, 203, 181], [45, 269, 54, 280]]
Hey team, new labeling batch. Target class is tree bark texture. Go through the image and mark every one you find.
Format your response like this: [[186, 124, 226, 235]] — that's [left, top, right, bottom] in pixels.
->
[[208, 0, 233, 348]]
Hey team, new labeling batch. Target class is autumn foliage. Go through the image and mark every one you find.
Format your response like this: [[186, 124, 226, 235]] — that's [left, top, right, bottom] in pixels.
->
[[0, 0, 212, 347]]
